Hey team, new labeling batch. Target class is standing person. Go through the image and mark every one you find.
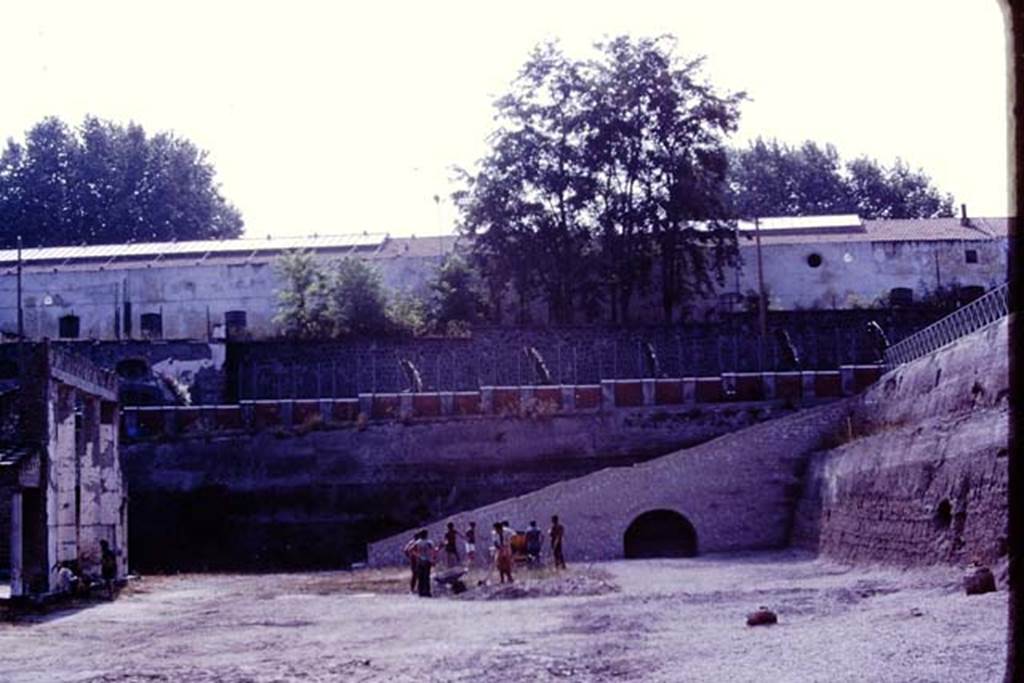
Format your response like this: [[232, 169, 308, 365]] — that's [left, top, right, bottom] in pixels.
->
[[549, 515, 566, 570], [525, 521, 543, 567], [403, 532, 420, 593], [494, 522, 514, 584], [413, 529, 436, 598], [464, 521, 477, 567], [99, 540, 118, 599], [443, 522, 461, 568]]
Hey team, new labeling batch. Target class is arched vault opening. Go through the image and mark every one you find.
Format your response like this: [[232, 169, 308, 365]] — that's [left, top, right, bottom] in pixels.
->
[[623, 509, 698, 559]]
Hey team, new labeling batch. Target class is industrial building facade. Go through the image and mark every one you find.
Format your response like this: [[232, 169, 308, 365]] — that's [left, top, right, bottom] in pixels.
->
[[0, 216, 1007, 340]]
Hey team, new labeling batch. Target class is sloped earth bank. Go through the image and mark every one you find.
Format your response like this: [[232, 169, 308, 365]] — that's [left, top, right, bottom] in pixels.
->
[[0, 551, 1006, 682]]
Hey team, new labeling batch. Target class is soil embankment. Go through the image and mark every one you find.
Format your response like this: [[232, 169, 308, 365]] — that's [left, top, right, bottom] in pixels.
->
[[793, 316, 1009, 566]]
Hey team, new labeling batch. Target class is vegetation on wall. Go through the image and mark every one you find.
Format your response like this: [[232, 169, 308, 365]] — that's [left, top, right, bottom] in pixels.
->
[[0, 116, 242, 248]]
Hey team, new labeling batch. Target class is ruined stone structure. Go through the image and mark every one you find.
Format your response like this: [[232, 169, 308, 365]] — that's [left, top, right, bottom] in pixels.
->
[[0, 344, 125, 598]]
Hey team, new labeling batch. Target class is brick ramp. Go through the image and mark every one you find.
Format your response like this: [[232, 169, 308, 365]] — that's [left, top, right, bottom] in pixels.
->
[[368, 399, 851, 566]]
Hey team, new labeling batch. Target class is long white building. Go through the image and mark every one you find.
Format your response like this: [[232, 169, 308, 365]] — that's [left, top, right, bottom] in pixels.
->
[[0, 214, 1008, 340]]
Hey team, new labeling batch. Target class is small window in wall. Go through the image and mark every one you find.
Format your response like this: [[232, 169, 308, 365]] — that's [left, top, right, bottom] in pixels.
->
[[140, 313, 163, 340], [806, 253, 823, 268], [58, 314, 80, 339], [965, 249, 978, 264], [889, 287, 914, 307], [224, 310, 248, 340]]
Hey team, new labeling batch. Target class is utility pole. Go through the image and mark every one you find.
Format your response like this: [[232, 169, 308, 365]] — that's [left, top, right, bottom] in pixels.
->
[[754, 217, 767, 342], [16, 235, 23, 339]]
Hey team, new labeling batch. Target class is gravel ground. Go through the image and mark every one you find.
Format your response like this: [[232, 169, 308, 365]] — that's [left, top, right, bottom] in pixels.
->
[[0, 550, 1007, 682]]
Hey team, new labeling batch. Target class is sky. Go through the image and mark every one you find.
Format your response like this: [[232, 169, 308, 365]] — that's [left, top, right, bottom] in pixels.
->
[[0, 1, 1012, 239]]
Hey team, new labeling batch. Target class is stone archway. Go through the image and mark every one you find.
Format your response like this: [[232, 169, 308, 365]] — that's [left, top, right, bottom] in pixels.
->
[[623, 509, 698, 559]]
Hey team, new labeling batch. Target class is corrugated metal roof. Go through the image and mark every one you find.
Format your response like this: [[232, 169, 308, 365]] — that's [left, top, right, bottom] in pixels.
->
[[736, 214, 863, 233], [0, 233, 389, 266], [746, 217, 1009, 246]]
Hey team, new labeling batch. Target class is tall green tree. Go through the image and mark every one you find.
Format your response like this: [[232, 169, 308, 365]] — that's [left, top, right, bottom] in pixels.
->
[[273, 249, 331, 339], [426, 253, 488, 332], [727, 137, 954, 219], [0, 116, 243, 248], [456, 36, 743, 325], [274, 253, 424, 339], [587, 36, 742, 322], [327, 258, 393, 337]]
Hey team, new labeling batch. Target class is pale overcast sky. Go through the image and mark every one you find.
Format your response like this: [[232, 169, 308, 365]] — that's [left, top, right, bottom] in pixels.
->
[[0, 1, 1011, 239]]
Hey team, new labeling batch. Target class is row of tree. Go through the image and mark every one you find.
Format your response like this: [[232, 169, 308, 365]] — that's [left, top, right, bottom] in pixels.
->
[[455, 36, 955, 325], [273, 250, 487, 340], [0, 116, 242, 249]]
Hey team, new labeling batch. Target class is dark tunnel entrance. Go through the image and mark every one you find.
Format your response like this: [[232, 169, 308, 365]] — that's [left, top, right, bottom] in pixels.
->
[[623, 509, 698, 559]]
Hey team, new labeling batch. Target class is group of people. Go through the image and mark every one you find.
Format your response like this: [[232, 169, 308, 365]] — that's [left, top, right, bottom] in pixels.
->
[[52, 539, 120, 599], [402, 515, 567, 597]]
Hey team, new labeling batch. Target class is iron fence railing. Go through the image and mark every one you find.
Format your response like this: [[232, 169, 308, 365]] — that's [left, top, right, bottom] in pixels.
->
[[883, 281, 1009, 370], [235, 319, 926, 400]]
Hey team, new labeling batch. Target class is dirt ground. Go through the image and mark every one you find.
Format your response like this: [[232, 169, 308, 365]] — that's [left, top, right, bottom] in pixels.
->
[[0, 551, 1007, 682]]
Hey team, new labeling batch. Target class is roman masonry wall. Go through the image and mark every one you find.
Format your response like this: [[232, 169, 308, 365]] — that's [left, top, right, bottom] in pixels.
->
[[121, 387, 839, 571]]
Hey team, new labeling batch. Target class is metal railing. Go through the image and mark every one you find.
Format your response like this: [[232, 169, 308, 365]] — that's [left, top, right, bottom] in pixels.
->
[[883, 281, 1009, 370]]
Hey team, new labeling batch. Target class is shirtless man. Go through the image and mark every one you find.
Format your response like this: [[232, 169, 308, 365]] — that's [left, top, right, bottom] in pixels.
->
[[442, 522, 461, 568], [549, 515, 566, 570]]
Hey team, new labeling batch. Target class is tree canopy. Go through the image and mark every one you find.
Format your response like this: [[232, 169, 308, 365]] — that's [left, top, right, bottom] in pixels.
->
[[455, 36, 744, 325], [273, 251, 422, 339], [0, 116, 243, 248], [727, 138, 954, 220]]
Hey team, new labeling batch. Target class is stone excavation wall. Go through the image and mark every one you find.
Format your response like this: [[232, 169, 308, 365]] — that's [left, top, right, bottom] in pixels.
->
[[123, 399, 805, 571], [368, 399, 852, 566], [792, 316, 1010, 566]]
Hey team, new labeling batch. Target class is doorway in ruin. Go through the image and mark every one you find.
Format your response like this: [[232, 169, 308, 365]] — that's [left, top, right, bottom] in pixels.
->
[[623, 509, 698, 558]]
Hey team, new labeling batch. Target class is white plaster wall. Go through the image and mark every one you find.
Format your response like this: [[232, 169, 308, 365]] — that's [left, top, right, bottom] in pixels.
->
[[0, 254, 444, 341], [733, 239, 1006, 311]]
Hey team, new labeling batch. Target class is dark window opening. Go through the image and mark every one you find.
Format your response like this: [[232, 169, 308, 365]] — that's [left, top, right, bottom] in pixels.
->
[[140, 313, 163, 340], [623, 509, 698, 559], [889, 287, 914, 307], [123, 302, 133, 337], [965, 249, 978, 264], [58, 314, 80, 339], [224, 310, 248, 340], [806, 253, 823, 268], [100, 402, 117, 425], [115, 358, 150, 380], [935, 499, 952, 529]]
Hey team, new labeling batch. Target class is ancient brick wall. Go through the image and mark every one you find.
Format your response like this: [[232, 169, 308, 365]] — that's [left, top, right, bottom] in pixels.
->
[[791, 316, 1009, 566]]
